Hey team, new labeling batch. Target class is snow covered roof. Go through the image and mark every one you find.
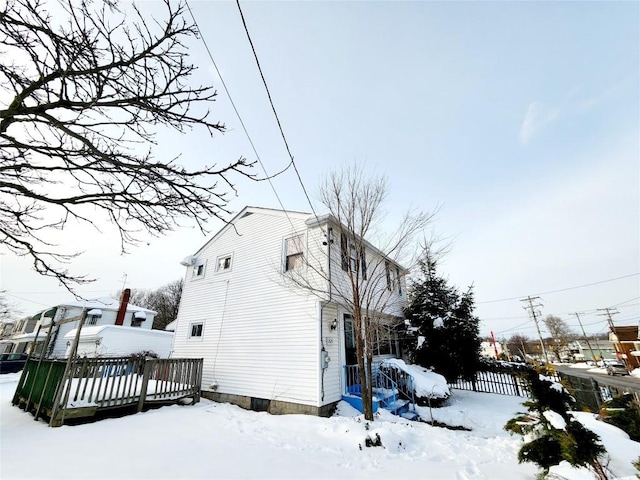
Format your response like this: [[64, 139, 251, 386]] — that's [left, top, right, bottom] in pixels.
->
[[64, 325, 173, 340], [34, 297, 156, 316]]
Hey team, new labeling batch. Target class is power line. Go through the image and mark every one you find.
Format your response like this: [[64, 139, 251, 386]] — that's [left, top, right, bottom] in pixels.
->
[[234, 0, 319, 221], [185, 1, 329, 265], [477, 273, 639, 304], [184, 0, 293, 218]]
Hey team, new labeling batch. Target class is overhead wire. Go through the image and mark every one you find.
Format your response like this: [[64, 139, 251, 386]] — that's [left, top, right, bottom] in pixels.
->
[[477, 273, 639, 304], [184, 0, 339, 299], [184, 0, 292, 219], [234, 0, 320, 222]]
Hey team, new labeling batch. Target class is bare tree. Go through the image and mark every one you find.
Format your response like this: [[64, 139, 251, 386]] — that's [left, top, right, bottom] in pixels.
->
[[543, 315, 574, 361], [506, 333, 532, 361], [0, 291, 20, 322], [285, 165, 435, 420], [0, 0, 256, 289]]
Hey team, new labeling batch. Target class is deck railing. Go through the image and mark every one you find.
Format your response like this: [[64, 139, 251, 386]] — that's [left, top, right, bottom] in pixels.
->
[[449, 370, 530, 397], [13, 356, 203, 427]]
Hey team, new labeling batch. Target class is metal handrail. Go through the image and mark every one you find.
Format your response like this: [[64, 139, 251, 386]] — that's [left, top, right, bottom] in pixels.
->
[[379, 362, 416, 412], [344, 362, 417, 414]]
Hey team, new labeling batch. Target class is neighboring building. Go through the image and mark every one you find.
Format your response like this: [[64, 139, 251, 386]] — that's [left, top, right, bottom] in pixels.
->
[[7, 295, 156, 358], [480, 340, 505, 359], [3, 316, 39, 354], [610, 325, 640, 369], [64, 325, 173, 358], [0, 321, 16, 353], [172, 206, 408, 416], [567, 339, 617, 362]]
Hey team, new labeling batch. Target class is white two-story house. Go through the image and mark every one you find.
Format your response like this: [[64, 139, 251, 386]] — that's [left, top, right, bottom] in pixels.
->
[[172, 206, 408, 416]]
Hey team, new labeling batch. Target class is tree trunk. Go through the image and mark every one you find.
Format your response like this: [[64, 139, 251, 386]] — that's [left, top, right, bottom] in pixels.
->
[[354, 309, 374, 420]]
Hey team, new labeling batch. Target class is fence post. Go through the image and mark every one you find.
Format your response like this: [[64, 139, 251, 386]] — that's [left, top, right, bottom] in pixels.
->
[[511, 372, 521, 396], [137, 359, 153, 413], [590, 378, 603, 411], [49, 308, 88, 427]]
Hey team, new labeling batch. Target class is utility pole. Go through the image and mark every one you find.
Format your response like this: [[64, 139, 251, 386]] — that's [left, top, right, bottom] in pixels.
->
[[571, 312, 598, 363], [521, 296, 549, 364], [598, 307, 624, 366]]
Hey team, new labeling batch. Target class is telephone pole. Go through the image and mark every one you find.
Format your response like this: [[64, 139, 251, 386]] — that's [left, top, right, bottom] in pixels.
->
[[521, 296, 549, 364], [598, 307, 624, 364], [571, 312, 598, 363]]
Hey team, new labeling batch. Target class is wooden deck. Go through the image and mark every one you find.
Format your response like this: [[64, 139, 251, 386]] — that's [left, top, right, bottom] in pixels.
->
[[12, 356, 203, 427]]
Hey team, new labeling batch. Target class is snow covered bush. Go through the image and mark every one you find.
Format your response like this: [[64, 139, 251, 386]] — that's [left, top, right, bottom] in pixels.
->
[[599, 394, 640, 442], [505, 369, 609, 480]]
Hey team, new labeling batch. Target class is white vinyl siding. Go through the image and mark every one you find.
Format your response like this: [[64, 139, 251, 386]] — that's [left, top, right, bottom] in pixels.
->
[[172, 210, 322, 406]]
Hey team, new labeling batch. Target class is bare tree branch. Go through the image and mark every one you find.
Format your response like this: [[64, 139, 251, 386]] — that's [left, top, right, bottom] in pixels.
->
[[0, 0, 257, 290]]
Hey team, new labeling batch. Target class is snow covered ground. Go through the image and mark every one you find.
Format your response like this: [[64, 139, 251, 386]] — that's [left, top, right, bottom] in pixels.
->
[[1, 372, 639, 480]]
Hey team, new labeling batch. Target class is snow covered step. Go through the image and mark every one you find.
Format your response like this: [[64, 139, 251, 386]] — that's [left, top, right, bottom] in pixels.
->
[[385, 399, 409, 413], [400, 411, 420, 421]]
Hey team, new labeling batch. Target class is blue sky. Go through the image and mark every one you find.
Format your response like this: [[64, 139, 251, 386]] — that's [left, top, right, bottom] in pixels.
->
[[1, 1, 638, 341]]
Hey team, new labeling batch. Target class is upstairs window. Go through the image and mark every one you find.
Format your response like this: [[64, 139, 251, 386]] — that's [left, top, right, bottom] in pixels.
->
[[192, 260, 206, 279], [216, 255, 232, 272], [131, 311, 146, 328], [341, 231, 367, 279], [385, 262, 402, 293], [385, 261, 391, 290], [86, 309, 102, 326], [284, 235, 304, 271]]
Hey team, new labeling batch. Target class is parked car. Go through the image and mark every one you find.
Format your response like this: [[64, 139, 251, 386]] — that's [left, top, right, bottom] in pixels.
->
[[0, 353, 28, 374], [605, 361, 629, 376]]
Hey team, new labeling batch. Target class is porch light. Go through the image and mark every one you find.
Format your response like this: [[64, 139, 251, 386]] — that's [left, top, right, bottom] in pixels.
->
[[330, 319, 338, 331]]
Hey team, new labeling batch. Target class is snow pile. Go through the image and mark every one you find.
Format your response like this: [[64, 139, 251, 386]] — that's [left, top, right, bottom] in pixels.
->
[[383, 358, 450, 399], [543, 410, 567, 430], [2, 373, 640, 479]]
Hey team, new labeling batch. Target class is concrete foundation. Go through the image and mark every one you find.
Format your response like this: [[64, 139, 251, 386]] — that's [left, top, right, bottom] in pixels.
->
[[201, 391, 338, 417]]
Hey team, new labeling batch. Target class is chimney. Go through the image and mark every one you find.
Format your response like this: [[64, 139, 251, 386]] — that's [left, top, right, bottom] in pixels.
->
[[115, 288, 130, 326]]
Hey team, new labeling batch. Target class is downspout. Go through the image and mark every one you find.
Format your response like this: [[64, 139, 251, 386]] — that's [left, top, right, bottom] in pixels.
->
[[327, 227, 333, 303], [319, 225, 334, 405], [320, 303, 325, 403]]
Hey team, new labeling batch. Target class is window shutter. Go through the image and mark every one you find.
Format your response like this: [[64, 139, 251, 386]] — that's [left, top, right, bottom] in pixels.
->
[[385, 261, 391, 290], [361, 250, 367, 280], [340, 232, 348, 271]]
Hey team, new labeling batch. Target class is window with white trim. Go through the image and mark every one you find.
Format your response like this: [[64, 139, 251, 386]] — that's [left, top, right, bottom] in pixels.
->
[[341, 231, 367, 279], [385, 262, 401, 293], [192, 260, 206, 279], [189, 322, 204, 338], [216, 255, 232, 272], [284, 235, 304, 271]]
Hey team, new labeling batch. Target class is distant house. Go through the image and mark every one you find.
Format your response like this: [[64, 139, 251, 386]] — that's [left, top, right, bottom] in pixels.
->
[[567, 339, 617, 362], [480, 340, 505, 359], [172, 206, 408, 416], [610, 325, 640, 369], [7, 295, 156, 358]]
